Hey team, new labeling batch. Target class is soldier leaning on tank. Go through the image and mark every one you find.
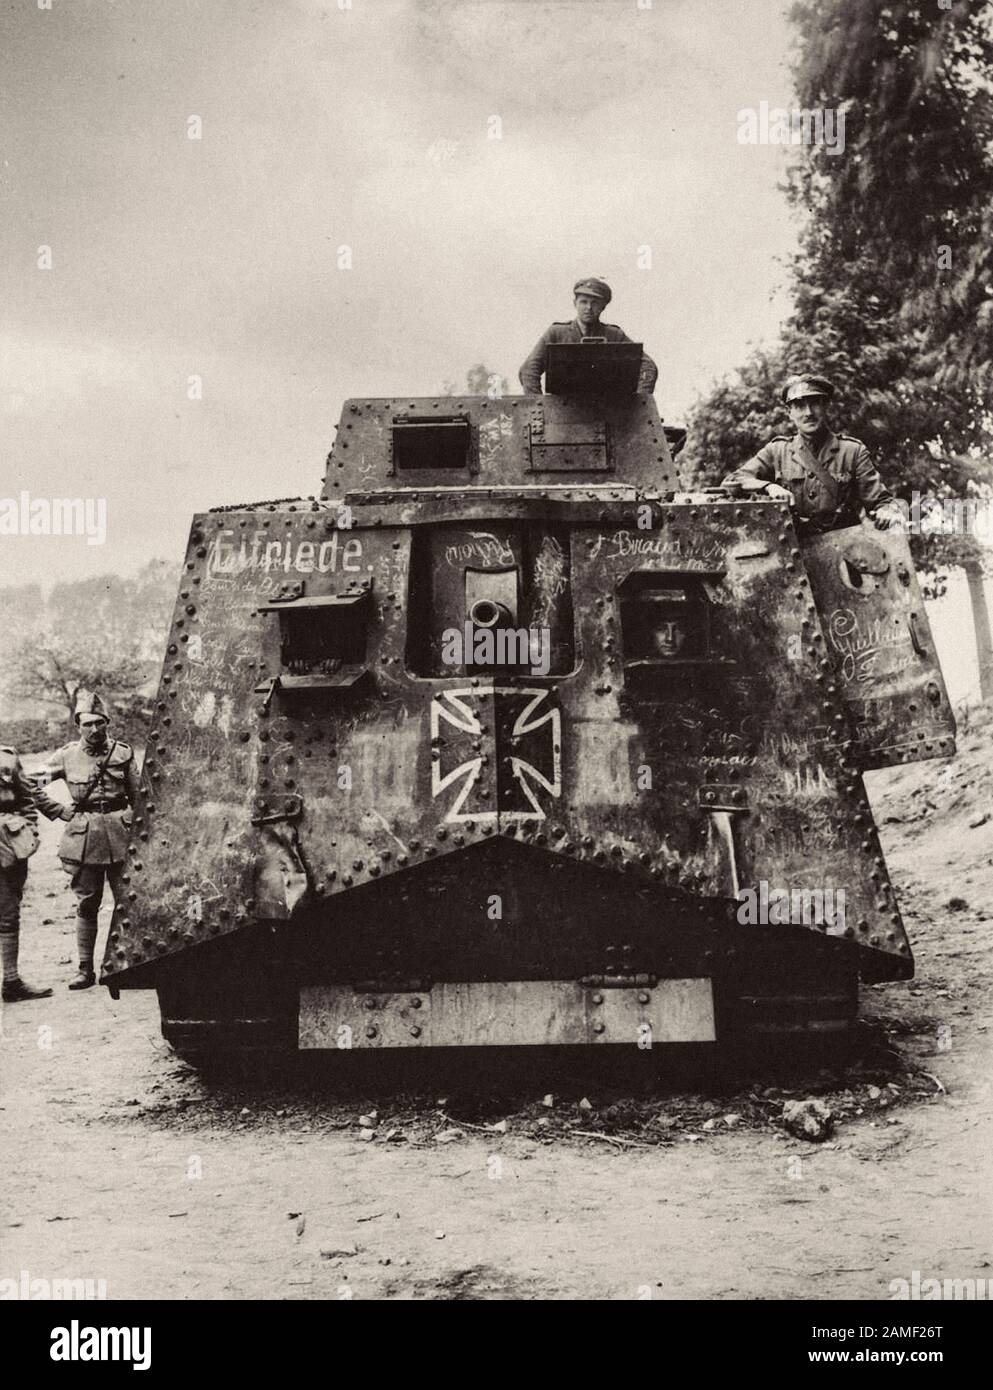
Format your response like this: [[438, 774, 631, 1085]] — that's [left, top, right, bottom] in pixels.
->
[[39, 691, 140, 991], [720, 374, 904, 536], [518, 276, 659, 395], [0, 742, 54, 1002]]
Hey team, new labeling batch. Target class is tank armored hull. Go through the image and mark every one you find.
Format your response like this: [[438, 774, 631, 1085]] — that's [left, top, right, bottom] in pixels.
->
[[102, 392, 955, 1062]]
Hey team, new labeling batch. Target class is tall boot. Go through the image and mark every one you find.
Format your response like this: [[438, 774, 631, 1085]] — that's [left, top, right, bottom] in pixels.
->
[[69, 918, 98, 991], [0, 925, 17, 984], [1, 928, 53, 1002], [1, 861, 52, 1001]]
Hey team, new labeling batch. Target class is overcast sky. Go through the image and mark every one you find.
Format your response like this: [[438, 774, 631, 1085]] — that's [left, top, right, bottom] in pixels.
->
[[2, 0, 802, 586]]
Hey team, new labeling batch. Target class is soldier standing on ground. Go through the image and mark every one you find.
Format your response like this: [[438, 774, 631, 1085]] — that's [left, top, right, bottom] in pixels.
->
[[0, 742, 53, 1003], [720, 374, 904, 536], [519, 277, 659, 395], [43, 692, 140, 990]]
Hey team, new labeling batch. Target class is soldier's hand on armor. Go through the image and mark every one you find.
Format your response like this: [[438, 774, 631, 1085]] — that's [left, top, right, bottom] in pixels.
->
[[764, 483, 793, 502], [873, 506, 905, 532]]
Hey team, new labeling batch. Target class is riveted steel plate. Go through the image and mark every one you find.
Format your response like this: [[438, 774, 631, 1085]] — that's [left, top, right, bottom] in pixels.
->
[[802, 526, 956, 768], [529, 443, 609, 472], [298, 978, 715, 1048]]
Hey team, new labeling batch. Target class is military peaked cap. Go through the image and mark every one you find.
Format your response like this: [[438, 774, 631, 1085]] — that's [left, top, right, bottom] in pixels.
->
[[573, 277, 612, 304], [782, 373, 834, 404]]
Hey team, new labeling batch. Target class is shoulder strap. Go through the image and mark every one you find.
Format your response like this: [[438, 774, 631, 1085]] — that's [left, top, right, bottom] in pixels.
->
[[74, 741, 119, 812], [795, 438, 842, 502]]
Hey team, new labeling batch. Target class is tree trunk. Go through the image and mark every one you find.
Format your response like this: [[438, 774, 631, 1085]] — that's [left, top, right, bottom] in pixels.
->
[[964, 560, 993, 702]]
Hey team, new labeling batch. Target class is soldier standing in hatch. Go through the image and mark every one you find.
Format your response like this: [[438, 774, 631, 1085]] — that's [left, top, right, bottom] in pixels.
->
[[0, 742, 53, 1002], [720, 374, 904, 536], [519, 277, 659, 395], [43, 692, 139, 990]]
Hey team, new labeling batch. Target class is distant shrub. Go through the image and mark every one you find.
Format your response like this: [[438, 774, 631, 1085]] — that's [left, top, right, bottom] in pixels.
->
[[1, 700, 152, 756], [0, 717, 62, 755]]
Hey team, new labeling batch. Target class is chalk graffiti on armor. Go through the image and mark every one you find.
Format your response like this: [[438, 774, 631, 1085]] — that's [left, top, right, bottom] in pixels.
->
[[478, 413, 514, 458], [589, 532, 725, 567], [531, 534, 568, 627], [444, 531, 516, 568], [828, 607, 911, 683], [207, 530, 364, 576], [782, 762, 833, 796]]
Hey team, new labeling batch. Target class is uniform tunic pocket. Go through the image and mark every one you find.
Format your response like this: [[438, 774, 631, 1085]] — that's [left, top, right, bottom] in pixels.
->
[[0, 813, 39, 867], [58, 816, 90, 865]]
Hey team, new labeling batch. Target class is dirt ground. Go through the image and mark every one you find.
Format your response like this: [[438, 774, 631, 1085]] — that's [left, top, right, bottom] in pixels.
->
[[2, 719, 992, 1301]]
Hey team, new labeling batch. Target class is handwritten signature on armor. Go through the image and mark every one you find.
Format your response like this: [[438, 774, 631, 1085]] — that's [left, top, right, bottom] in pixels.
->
[[828, 607, 909, 683], [588, 531, 725, 567], [444, 531, 516, 568]]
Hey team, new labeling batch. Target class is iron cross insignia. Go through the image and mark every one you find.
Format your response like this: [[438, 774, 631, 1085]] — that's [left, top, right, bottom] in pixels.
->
[[430, 686, 562, 824]]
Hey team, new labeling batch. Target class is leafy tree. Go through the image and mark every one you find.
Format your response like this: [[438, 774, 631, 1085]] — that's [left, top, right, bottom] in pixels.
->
[[688, 0, 993, 472], [685, 0, 993, 690], [0, 583, 44, 623], [0, 583, 45, 677], [441, 364, 510, 398], [787, 0, 993, 403], [5, 560, 179, 725]]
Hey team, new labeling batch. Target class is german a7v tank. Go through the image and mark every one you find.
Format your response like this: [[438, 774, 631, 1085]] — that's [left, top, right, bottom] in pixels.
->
[[102, 343, 956, 1061]]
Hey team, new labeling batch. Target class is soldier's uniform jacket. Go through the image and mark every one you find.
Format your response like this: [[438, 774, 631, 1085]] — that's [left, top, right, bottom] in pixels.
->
[[43, 739, 139, 865], [519, 320, 659, 394], [721, 430, 895, 535], [0, 746, 41, 869]]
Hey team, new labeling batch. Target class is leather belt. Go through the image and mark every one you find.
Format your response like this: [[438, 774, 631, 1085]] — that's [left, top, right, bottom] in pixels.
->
[[80, 799, 126, 813]]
